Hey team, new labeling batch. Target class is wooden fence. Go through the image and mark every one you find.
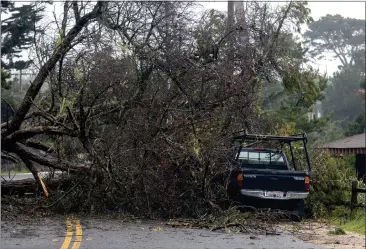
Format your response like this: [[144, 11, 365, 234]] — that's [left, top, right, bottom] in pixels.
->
[[351, 180, 366, 209]]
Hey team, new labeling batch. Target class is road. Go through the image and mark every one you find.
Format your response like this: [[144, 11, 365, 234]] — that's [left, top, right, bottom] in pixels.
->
[[1, 216, 329, 249]]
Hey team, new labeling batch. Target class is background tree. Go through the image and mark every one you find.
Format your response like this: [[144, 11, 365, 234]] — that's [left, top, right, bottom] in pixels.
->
[[304, 14, 365, 69], [1, 1, 44, 89], [322, 62, 365, 125], [305, 14, 365, 128], [345, 114, 365, 136]]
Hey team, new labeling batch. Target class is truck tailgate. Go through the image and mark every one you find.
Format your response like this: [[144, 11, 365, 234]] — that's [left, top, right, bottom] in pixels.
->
[[240, 169, 308, 192]]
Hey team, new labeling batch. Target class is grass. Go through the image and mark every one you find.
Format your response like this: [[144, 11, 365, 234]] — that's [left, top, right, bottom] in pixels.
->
[[1, 168, 30, 175], [331, 208, 366, 235], [339, 212, 365, 235]]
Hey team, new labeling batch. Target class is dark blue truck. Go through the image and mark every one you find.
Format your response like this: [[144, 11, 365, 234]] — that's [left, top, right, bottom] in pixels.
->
[[228, 133, 311, 218]]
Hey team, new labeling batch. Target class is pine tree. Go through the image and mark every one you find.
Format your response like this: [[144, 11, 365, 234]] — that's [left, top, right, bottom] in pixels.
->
[[1, 1, 44, 89]]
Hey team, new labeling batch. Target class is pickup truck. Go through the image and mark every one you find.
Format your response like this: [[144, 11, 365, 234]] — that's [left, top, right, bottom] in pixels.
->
[[227, 133, 311, 218]]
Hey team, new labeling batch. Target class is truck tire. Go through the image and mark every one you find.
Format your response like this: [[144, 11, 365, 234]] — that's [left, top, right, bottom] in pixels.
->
[[227, 181, 240, 201], [291, 199, 305, 222]]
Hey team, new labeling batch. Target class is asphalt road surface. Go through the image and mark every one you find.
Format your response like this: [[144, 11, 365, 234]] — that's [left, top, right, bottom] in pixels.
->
[[1, 216, 328, 249]]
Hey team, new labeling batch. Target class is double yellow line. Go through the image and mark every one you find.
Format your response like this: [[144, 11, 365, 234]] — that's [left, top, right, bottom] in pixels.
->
[[60, 218, 83, 249]]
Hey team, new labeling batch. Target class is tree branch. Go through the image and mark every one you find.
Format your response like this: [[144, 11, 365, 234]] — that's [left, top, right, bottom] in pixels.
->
[[25, 141, 55, 153], [11, 142, 91, 173], [3, 126, 78, 144], [3, 1, 106, 137], [72, 1, 80, 23], [1, 152, 19, 163]]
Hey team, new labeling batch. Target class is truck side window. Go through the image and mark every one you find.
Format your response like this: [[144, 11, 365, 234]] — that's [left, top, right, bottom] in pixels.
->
[[237, 151, 248, 159]]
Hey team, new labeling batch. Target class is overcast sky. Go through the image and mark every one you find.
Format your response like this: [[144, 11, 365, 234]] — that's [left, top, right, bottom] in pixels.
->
[[199, 1, 365, 76], [200, 1, 365, 20], [6, 1, 366, 77]]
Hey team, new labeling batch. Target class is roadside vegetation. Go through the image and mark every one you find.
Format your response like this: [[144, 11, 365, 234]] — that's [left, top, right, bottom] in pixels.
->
[[1, 1, 365, 235], [330, 208, 366, 235], [1, 166, 30, 175]]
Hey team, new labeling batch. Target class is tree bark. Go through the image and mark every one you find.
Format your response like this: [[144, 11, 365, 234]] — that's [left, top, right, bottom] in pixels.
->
[[227, 1, 235, 65]]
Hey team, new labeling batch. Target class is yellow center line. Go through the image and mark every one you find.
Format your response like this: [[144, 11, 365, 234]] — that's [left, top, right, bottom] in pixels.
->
[[60, 218, 73, 249], [71, 219, 83, 249]]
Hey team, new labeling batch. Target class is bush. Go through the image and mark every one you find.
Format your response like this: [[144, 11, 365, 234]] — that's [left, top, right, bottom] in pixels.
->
[[306, 151, 357, 218]]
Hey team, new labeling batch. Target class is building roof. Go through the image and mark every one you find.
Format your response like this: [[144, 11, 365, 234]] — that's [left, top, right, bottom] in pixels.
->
[[319, 133, 366, 155]]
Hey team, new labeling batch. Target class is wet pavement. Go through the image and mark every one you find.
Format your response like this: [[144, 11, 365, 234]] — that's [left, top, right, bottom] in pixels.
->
[[1, 216, 328, 249]]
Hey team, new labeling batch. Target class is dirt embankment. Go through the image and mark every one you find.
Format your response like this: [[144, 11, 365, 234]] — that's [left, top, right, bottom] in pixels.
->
[[280, 222, 365, 249]]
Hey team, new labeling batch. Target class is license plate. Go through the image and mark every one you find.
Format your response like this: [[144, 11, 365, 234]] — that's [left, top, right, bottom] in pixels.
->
[[264, 191, 284, 198]]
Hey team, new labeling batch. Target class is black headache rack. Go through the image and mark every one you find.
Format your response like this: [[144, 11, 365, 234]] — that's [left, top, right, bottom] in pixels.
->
[[232, 132, 311, 172]]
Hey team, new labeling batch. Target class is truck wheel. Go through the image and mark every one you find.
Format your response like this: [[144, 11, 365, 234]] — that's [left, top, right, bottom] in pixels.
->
[[291, 199, 305, 222], [227, 178, 240, 199]]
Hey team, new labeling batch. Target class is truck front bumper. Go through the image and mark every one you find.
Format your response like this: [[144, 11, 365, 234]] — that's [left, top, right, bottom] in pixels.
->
[[240, 189, 308, 200]]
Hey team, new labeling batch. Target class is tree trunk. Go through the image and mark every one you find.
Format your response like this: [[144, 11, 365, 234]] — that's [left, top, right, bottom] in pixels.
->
[[1, 176, 71, 196], [227, 1, 235, 66], [234, 1, 249, 44]]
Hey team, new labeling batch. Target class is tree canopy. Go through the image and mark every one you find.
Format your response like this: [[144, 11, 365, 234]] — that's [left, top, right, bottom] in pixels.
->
[[304, 14, 365, 69], [304, 14, 365, 130]]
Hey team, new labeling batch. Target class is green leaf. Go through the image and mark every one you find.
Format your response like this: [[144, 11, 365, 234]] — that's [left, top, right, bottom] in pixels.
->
[[73, 66, 83, 81]]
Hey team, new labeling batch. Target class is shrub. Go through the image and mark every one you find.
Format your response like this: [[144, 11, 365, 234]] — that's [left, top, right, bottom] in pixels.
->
[[306, 151, 357, 218]]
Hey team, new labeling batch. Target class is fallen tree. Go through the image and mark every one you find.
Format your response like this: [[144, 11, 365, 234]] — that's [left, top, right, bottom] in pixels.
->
[[1, 2, 106, 190], [1, 1, 321, 218], [1, 176, 71, 196]]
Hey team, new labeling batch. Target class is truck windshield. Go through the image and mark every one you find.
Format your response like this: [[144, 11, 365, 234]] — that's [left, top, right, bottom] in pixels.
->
[[236, 150, 287, 169]]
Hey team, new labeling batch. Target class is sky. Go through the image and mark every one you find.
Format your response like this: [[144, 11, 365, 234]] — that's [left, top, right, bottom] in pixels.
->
[[4, 1, 366, 78], [199, 1, 365, 20], [199, 1, 366, 76]]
